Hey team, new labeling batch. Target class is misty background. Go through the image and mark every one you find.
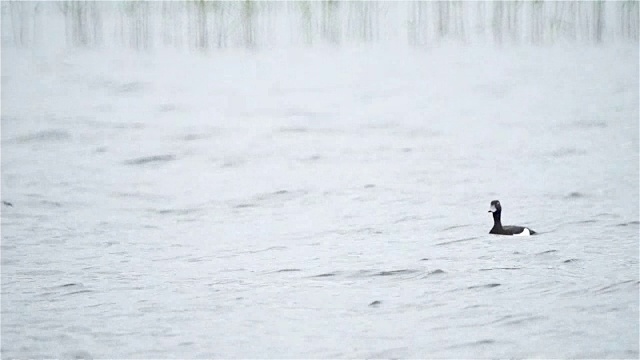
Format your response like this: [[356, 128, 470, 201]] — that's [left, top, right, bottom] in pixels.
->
[[2, 1, 638, 359], [3, 1, 639, 50]]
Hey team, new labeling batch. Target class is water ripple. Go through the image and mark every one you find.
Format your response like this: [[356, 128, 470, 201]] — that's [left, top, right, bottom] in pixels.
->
[[593, 280, 638, 294], [124, 154, 176, 165], [435, 236, 479, 246], [8, 129, 71, 144], [446, 338, 496, 349], [467, 283, 501, 290]]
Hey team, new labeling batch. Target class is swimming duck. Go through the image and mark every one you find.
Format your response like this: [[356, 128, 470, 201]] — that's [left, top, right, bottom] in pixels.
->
[[488, 200, 536, 236]]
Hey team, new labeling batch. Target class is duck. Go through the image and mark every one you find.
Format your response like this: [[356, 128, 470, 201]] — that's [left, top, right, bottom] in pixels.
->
[[488, 200, 536, 236]]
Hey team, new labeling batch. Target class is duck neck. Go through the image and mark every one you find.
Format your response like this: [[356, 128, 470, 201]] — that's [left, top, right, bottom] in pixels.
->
[[492, 211, 503, 230]]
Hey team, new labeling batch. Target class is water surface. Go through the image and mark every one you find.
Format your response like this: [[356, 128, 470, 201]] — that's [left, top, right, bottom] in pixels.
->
[[2, 45, 638, 358]]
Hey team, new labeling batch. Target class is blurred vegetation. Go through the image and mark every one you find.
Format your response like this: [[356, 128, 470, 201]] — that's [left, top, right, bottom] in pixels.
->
[[2, 1, 638, 50]]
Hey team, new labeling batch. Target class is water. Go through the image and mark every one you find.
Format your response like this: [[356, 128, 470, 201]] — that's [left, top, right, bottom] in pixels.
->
[[2, 45, 638, 359]]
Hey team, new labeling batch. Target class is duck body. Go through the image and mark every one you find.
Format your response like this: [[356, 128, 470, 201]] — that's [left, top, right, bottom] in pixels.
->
[[490, 224, 535, 236], [488, 200, 536, 236]]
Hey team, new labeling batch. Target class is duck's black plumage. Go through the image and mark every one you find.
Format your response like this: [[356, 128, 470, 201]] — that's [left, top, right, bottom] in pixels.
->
[[488, 200, 536, 236]]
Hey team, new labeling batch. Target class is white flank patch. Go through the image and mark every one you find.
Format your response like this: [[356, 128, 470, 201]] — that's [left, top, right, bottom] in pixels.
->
[[513, 228, 531, 237]]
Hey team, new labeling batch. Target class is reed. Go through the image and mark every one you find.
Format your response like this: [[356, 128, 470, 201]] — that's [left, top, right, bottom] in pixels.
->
[[1, 1, 636, 50]]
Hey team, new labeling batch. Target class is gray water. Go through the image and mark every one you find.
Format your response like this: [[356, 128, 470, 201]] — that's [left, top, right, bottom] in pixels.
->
[[2, 45, 638, 359]]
